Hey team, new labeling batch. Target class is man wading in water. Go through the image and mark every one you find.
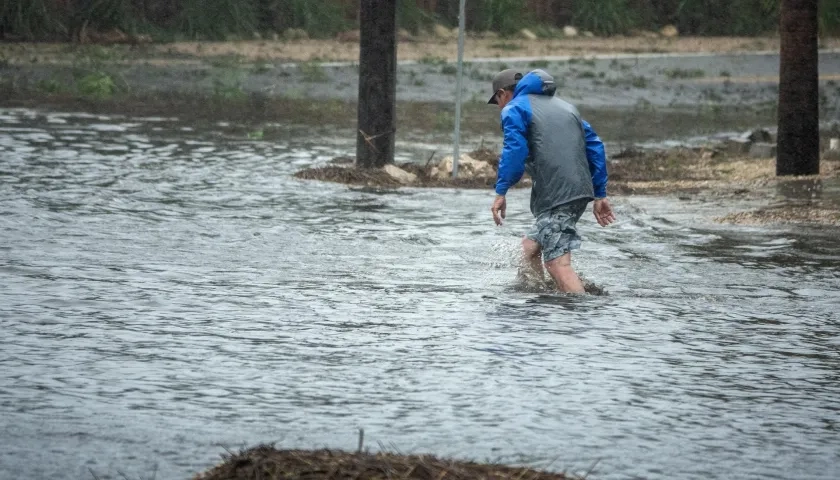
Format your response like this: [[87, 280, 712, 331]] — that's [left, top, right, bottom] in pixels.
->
[[488, 69, 616, 293]]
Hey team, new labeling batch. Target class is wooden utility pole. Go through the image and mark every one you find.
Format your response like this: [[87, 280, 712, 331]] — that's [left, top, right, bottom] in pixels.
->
[[356, 0, 397, 168], [777, 0, 820, 176]]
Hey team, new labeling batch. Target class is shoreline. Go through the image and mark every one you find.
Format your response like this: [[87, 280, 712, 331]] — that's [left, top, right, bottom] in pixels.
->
[[2, 37, 839, 228]]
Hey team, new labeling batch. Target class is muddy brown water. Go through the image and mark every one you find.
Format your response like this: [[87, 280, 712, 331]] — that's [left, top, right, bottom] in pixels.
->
[[1, 108, 839, 480]]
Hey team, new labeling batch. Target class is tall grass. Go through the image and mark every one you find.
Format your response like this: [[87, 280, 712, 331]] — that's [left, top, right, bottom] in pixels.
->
[[177, 0, 257, 39], [820, 0, 840, 36], [674, 0, 778, 36], [573, 0, 639, 36], [71, 0, 140, 40], [397, 0, 436, 35], [265, 0, 348, 38], [1, 0, 838, 42], [465, 0, 533, 36], [0, 0, 64, 40]]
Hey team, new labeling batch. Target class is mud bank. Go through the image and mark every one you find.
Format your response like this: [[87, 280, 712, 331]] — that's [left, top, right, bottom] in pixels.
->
[[296, 145, 840, 227], [193, 446, 571, 480]]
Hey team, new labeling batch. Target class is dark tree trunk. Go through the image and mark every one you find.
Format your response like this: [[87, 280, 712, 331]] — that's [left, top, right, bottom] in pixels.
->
[[355, 0, 397, 169], [777, 0, 820, 176]]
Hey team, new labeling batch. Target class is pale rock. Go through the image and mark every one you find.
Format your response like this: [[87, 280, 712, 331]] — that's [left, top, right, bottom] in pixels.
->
[[563, 25, 579, 38], [431, 154, 495, 180], [583, 31, 595, 38], [383, 164, 418, 184], [660, 25, 679, 38], [520, 28, 538, 40]]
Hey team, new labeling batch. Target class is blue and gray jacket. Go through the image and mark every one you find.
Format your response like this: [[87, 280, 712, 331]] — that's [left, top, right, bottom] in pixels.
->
[[495, 70, 608, 216]]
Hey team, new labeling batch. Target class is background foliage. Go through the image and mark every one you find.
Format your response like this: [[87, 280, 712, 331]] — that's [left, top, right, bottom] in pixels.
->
[[1, 0, 838, 41]]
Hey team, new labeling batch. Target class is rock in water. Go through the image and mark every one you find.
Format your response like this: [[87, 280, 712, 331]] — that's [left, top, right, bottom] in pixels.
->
[[431, 154, 495, 180], [383, 164, 418, 185]]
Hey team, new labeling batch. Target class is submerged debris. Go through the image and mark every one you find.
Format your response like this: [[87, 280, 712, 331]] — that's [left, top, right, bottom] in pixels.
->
[[716, 206, 840, 226], [193, 446, 570, 480], [294, 148, 517, 190]]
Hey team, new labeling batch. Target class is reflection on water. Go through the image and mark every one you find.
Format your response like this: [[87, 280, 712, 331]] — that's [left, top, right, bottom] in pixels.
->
[[1, 108, 839, 480]]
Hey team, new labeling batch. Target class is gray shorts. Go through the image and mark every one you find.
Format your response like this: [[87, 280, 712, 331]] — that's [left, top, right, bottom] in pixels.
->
[[526, 198, 589, 263]]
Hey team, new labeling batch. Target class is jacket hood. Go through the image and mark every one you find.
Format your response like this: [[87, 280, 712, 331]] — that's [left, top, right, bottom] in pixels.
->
[[512, 69, 557, 98]]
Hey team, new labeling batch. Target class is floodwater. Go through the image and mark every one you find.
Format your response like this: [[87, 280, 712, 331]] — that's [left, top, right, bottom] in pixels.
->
[[1, 108, 839, 480]]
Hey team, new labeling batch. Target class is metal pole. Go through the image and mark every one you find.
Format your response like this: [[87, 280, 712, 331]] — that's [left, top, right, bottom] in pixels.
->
[[451, 0, 466, 179]]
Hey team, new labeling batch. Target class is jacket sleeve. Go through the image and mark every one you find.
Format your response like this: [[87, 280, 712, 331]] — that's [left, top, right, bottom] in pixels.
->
[[582, 119, 608, 198], [495, 103, 530, 196]]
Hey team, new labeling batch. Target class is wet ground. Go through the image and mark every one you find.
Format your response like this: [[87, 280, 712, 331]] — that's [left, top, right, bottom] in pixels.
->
[[3, 45, 840, 110], [1, 108, 839, 480]]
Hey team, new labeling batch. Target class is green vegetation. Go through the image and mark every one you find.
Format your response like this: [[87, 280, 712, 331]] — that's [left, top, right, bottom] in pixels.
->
[[604, 75, 650, 89], [1, 0, 838, 42], [36, 77, 68, 94], [419, 55, 447, 65], [299, 61, 328, 82], [77, 72, 117, 98], [662, 68, 706, 79], [631, 76, 649, 88], [489, 42, 522, 51], [572, 0, 639, 37], [212, 70, 246, 100], [701, 88, 725, 102], [440, 64, 457, 75]]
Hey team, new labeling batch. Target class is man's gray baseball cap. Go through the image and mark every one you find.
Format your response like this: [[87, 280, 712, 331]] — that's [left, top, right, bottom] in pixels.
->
[[488, 69, 523, 104]]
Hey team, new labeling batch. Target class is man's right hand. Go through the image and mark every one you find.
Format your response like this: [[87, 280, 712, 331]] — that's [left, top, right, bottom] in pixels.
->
[[491, 195, 507, 226], [593, 198, 616, 227]]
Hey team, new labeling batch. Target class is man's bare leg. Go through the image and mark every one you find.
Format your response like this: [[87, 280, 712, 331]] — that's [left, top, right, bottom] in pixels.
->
[[544, 252, 585, 293], [518, 238, 545, 283]]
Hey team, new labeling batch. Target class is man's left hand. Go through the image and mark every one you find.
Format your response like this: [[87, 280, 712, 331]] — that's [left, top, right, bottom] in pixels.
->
[[593, 198, 616, 227]]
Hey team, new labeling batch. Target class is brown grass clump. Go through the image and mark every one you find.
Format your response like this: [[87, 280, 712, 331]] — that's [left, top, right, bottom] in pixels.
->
[[194, 446, 570, 480], [294, 165, 404, 188]]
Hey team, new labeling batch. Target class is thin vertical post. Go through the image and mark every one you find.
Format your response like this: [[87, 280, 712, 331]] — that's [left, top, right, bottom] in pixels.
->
[[451, 0, 467, 179]]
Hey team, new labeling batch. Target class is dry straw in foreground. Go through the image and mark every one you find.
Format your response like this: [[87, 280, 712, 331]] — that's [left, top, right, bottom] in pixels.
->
[[194, 446, 573, 480]]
